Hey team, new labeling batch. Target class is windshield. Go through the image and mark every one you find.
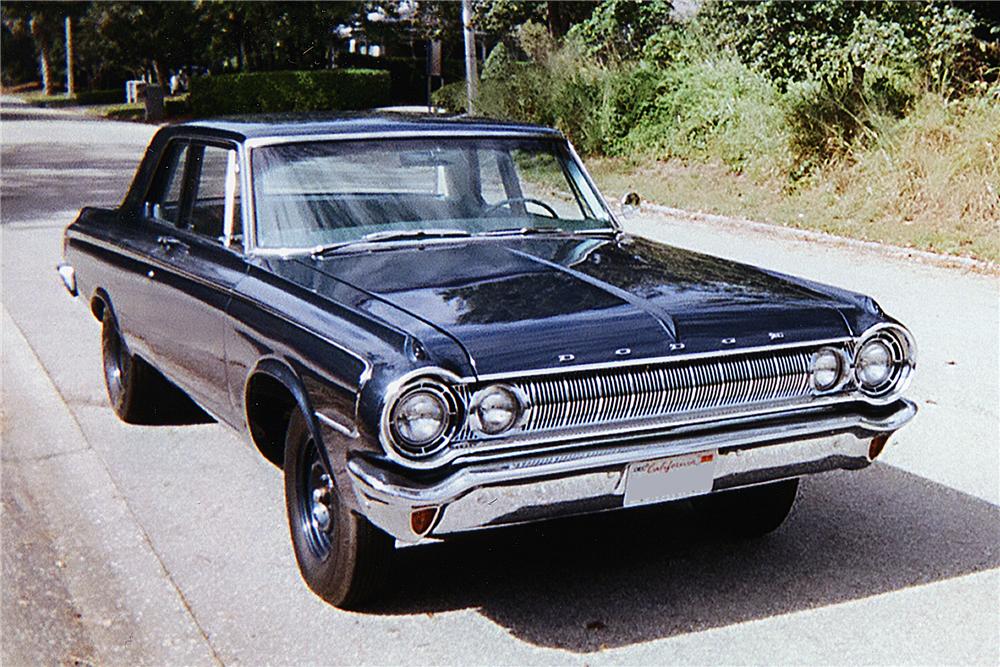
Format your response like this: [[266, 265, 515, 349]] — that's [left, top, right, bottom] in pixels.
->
[[250, 137, 614, 249]]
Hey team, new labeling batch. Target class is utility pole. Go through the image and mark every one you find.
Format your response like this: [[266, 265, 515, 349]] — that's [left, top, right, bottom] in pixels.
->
[[461, 0, 478, 114], [64, 16, 74, 97]]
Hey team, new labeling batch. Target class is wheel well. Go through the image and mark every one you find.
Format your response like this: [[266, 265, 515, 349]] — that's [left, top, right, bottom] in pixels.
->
[[245, 373, 298, 467]]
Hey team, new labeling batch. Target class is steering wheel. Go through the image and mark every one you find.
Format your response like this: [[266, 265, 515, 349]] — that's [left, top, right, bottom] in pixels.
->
[[484, 197, 559, 218]]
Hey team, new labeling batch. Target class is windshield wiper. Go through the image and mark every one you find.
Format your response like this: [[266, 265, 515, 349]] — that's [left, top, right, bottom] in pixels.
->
[[479, 226, 618, 238], [310, 229, 472, 258], [479, 226, 567, 237]]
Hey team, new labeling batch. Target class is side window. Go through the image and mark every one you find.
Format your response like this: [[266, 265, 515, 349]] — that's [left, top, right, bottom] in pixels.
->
[[150, 142, 189, 224], [187, 145, 233, 240]]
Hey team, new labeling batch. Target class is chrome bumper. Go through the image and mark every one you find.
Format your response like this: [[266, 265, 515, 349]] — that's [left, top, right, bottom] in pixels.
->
[[347, 399, 917, 543]]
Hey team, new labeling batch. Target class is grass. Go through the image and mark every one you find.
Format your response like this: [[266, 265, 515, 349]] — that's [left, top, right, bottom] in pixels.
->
[[586, 93, 1000, 264], [17, 89, 189, 121], [81, 96, 190, 121]]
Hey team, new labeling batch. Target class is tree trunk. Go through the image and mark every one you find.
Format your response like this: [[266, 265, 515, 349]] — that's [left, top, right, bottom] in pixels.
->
[[151, 59, 167, 89], [39, 47, 53, 95], [65, 16, 75, 97], [238, 35, 247, 71]]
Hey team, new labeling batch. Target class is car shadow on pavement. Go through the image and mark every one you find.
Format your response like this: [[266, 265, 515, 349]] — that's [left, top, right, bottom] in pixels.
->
[[377, 463, 999, 652]]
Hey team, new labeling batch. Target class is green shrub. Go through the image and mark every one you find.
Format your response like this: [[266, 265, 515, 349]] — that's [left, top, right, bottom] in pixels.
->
[[24, 88, 122, 107], [74, 88, 125, 105], [431, 80, 467, 113], [189, 69, 391, 117], [604, 58, 791, 177], [98, 96, 190, 121]]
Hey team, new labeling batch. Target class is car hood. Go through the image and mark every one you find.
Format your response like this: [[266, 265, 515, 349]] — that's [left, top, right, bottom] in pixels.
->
[[281, 235, 870, 377]]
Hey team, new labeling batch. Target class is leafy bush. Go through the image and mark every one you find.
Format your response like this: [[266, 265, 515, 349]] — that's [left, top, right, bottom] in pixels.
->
[[702, 1, 979, 91], [334, 53, 466, 105], [189, 69, 391, 117], [568, 0, 674, 61], [606, 59, 791, 177], [24, 88, 122, 107], [431, 80, 467, 113], [97, 96, 190, 121]]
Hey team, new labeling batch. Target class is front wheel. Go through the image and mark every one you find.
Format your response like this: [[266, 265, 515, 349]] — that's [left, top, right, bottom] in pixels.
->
[[691, 478, 799, 538], [284, 411, 392, 609]]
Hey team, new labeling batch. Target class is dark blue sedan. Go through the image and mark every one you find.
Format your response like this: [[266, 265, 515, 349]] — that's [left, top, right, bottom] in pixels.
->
[[59, 114, 917, 608]]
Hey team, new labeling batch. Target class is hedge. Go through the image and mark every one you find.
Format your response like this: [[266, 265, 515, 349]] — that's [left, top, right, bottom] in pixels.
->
[[189, 69, 391, 117], [24, 88, 123, 107], [335, 53, 466, 105]]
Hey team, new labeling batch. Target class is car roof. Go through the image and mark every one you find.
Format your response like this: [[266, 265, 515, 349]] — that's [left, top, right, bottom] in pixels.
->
[[170, 112, 563, 142]]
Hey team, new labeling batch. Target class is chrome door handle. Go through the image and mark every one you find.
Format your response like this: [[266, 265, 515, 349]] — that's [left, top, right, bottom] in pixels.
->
[[157, 235, 188, 252]]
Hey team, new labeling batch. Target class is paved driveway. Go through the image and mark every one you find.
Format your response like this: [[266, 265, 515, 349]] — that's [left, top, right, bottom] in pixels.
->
[[2, 98, 997, 665]]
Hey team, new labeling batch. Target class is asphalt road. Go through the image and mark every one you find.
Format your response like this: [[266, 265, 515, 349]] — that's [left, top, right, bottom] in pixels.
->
[[2, 97, 998, 666]]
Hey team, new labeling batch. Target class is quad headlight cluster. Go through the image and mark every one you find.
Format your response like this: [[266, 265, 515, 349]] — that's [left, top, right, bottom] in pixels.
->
[[389, 324, 915, 461], [809, 324, 915, 402], [385, 379, 527, 460]]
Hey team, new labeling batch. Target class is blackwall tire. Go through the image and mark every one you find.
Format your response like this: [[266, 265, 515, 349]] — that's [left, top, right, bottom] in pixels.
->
[[283, 410, 392, 609], [101, 309, 152, 423]]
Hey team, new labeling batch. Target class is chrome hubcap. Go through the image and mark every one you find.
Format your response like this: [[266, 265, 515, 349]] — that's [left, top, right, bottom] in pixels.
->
[[310, 473, 333, 532], [298, 439, 335, 560]]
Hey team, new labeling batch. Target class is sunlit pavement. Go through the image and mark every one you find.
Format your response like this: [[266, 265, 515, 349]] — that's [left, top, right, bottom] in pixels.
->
[[2, 97, 998, 665]]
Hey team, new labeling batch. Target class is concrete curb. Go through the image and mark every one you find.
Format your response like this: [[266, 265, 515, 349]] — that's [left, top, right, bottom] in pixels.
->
[[642, 203, 998, 275], [1, 308, 222, 666]]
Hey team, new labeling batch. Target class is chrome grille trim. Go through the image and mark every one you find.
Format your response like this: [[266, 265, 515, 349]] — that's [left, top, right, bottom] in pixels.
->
[[457, 347, 828, 445]]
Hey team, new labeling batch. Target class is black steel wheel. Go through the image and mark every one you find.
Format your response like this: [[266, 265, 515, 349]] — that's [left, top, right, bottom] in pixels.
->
[[101, 308, 151, 423], [691, 478, 799, 538], [283, 411, 393, 609], [100, 308, 205, 425], [295, 436, 335, 560]]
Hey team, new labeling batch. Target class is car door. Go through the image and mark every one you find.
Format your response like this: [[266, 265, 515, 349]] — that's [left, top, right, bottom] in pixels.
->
[[141, 139, 248, 423]]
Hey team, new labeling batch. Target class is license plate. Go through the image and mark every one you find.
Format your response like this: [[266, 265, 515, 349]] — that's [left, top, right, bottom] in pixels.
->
[[623, 450, 717, 507]]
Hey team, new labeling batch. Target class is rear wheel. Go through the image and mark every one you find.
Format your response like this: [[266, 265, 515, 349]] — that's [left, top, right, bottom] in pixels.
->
[[691, 478, 799, 538], [101, 309, 155, 423], [284, 411, 392, 609], [101, 309, 203, 424]]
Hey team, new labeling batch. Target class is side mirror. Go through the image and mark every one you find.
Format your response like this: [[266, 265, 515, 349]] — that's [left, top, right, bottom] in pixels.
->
[[619, 191, 641, 218]]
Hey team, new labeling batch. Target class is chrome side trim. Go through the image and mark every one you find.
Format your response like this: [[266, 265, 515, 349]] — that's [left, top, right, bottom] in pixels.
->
[[315, 411, 358, 438]]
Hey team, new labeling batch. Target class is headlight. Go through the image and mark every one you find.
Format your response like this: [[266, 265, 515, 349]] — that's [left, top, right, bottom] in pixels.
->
[[387, 379, 460, 457], [853, 324, 916, 401], [393, 390, 447, 445], [856, 339, 892, 387], [811, 347, 844, 392], [471, 384, 522, 436]]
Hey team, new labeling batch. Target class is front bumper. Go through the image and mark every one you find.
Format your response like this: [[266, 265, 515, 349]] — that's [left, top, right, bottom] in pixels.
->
[[347, 399, 917, 542]]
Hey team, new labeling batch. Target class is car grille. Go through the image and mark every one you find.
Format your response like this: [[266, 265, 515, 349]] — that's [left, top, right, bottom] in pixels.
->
[[457, 346, 823, 443]]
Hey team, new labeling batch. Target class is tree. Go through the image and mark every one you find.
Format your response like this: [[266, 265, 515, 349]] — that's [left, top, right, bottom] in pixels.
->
[[1, 2, 82, 94], [199, 2, 362, 73], [568, 0, 674, 61], [85, 2, 205, 86]]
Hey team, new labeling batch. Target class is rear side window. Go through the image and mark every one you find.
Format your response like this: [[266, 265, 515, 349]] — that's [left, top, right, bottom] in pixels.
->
[[151, 142, 189, 224], [187, 145, 233, 240]]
